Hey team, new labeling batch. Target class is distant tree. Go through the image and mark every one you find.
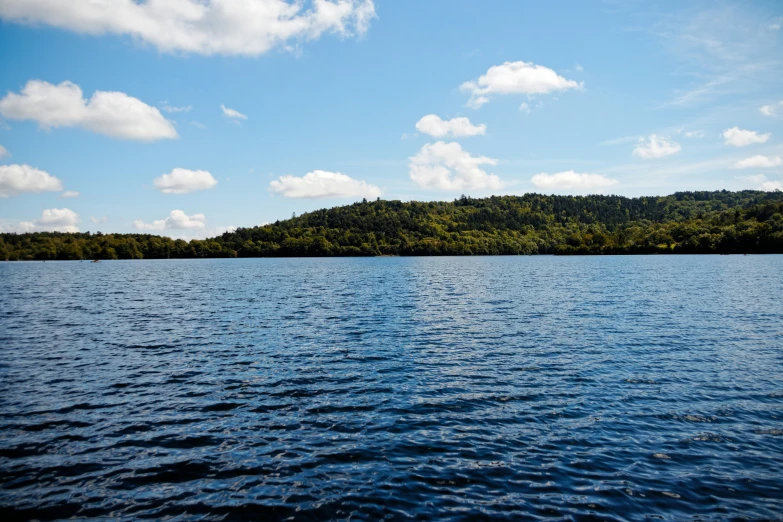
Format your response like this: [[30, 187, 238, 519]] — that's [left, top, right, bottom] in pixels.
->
[[2, 191, 783, 259]]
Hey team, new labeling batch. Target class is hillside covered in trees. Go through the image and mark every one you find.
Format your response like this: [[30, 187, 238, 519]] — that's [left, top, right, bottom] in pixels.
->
[[2, 190, 783, 260]]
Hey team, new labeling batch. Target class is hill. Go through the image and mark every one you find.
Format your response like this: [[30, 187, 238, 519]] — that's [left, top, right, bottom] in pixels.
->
[[2, 190, 783, 260]]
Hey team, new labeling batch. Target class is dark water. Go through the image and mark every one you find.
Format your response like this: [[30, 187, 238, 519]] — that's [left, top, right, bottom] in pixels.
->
[[1, 256, 782, 521]]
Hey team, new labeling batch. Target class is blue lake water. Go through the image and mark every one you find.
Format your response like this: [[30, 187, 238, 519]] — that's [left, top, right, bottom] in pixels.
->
[[1, 256, 782, 520]]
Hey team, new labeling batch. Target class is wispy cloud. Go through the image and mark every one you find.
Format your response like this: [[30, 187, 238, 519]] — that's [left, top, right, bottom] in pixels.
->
[[600, 135, 640, 146], [760, 100, 783, 116], [650, 4, 783, 108], [221, 104, 247, 122], [160, 103, 192, 113]]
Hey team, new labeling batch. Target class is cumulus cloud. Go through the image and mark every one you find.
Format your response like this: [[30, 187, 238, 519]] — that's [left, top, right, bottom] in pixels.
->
[[633, 134, 681, 159], [134, 220, 167, 231], [734, 155, 783, 169], [164, 225, 238, 241], [0, 0, 377, 56], [409, 141, 503, 191], [415, 114, 486, 138], [269, 170, 381, 199], [0, 220, 36, 234], [760, 101, 783, 116], [722, 127, 770, 147], [153, 168, 218, 194], [210, 225, 237, 236], [60, 190, 80, 198], [531, 171, 618, 192], [0, 144, 9, 158], [2, 208, 82, 233], [133, 210, 207, 231], [0, 80, 177, 141], [37, 208, 80, 232], [460, 61, 582, 108], [741, 174, 782, 191], [0, 164, 63, 197], [221, 104, 247, 121]]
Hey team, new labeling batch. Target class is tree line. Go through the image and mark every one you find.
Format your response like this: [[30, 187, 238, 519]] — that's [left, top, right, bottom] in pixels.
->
[[2, 190, 782, 260]]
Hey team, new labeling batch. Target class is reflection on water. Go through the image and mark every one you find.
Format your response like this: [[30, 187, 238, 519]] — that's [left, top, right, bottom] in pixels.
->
[[1, 256, 782, 520]]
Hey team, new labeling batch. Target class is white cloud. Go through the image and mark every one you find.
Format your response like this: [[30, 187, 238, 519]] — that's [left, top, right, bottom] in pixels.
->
[[415, 114, 486, 138], [0, 80, 177, 141], [90, 216, 108, 224], [160, 103, 192, 113], [734, 155, 783, 169], [165, 225, 238, 241], [36, 208, 80, 232], [0, 164, 63, 197], [601, 135, 640, 146], [133, 210, 206, 231], [684, 130, 704, 138], [0, 0, 377, 56], [0, 208, 83, 233], [0, 220, 36, 233], [211, 225, 237, 236], [60, 190, 80, 198], [153, 168, 218, 194], [633, 134, 681, 159], [760, 101, 783, 116], [531, 171, 618, 192], [741, 174, 767, 184], [409, 141, 503, 191], [741, 174, 782, 191], [769, 24, 781, 31], [167, 210, 207, 229], [221, 104, 247, 121], [460, 60, 582, 108], [133, 219, 165, 231], [269, 170, 381, 199], [723, 127, 770, 147], [519, 102, 530, 114], [0, 144, 9, 158]]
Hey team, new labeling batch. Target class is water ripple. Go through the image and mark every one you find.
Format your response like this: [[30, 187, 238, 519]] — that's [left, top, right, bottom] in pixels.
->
[[1, 256, 782, 520]]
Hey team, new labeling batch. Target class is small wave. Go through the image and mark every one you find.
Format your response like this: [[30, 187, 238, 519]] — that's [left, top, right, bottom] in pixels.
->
[[201, 402, 244, 412]]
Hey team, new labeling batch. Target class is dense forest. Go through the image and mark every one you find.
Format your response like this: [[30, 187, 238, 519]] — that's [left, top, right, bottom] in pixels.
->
[[2, 190, 783, 260]]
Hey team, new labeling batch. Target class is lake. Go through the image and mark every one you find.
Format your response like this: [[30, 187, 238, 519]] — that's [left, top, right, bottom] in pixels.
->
[[1, 256, 782, 520]]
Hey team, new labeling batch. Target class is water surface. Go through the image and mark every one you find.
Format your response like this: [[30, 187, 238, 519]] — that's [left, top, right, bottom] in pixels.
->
[[1, 256, 782, 520]]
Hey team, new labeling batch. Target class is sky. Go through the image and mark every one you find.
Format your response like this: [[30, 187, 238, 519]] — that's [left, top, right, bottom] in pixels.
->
[[0, 0, 782, 239]]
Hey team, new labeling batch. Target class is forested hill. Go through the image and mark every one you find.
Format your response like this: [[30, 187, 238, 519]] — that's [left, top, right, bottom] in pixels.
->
[[2, 190, 783, 260]]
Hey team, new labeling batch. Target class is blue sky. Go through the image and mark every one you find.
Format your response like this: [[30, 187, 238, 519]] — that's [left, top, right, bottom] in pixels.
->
[[0, 0, 782, 238]]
